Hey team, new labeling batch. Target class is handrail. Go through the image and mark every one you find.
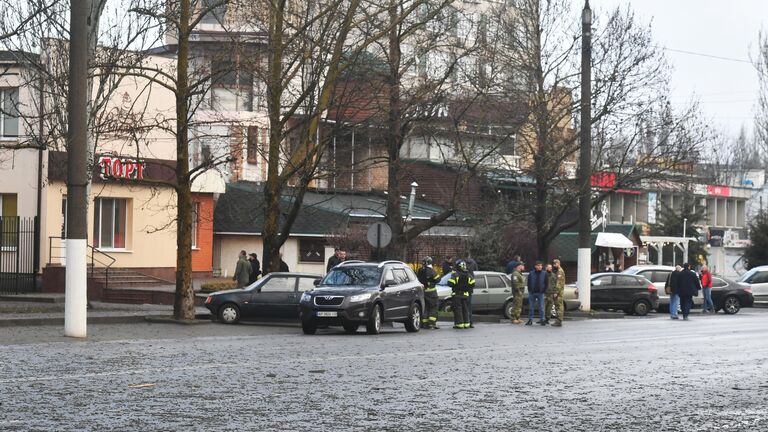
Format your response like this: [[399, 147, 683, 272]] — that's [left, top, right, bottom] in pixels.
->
[[47, 236, 117, 289]]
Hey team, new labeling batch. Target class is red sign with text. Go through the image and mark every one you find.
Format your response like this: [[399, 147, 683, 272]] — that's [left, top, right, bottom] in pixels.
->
[[707, 185, 730, 197], [98, 156, 146, 180], [591, 172, 616, 188]]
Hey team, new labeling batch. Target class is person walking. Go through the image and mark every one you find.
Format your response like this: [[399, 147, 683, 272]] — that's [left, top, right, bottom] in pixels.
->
[[326, 248, 346, 273], [526, 261, 547, 326], [448, 260, 475, 329], [677, 263, 701, 321], [509, 261, 526, 324], [550, 259, 566, 327], [233, 250, 252, 288], [665, 265, 682, 319], [248, 253, 261, 284], [700, 265, 714, 313], [418, 256, 441, 329]]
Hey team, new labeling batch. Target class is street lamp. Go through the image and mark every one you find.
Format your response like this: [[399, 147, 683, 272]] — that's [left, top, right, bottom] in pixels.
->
[[406, 182, 418, 223], [577, 0, 593, 312]]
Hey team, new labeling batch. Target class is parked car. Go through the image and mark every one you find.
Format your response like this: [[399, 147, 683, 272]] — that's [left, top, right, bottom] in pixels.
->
[[623, 265, 703, 309], [299, 260, 424, 335], [436, 271, 580, 319], [711, 275, 755, 314], [205, 272, 323, 324], [735, 265, 768, 301], [573, 273, 659, 315]]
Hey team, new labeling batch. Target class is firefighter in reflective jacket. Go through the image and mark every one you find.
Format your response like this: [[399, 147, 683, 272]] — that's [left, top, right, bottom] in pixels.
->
[[417, 256, 441, 329], [448, 260, 475, 329]]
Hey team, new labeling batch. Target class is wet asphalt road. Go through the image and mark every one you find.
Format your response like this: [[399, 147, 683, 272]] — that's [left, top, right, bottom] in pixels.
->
[[1, 309, 767, 432]]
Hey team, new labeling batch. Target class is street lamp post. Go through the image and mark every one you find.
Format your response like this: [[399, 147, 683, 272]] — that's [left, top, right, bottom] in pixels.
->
[[577, 0, 593, 311]]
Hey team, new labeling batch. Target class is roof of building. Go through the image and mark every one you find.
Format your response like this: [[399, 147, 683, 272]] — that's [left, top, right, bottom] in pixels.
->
[[214, 183, 465, 237]]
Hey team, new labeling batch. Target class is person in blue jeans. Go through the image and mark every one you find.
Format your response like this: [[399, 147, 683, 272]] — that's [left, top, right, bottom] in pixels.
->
[[526, 261, 548, 326], [700, 265, 715, 313], [665, 265, 682, 319]]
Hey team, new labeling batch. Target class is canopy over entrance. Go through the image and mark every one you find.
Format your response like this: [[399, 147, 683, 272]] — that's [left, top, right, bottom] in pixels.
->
[[595, 232, 634, 249]]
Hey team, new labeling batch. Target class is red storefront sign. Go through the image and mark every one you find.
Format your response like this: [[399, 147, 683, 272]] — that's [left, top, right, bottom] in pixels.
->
[[707, 185, 730, 197], [98, 156, 146, 180], [591, 172, 616, 188]]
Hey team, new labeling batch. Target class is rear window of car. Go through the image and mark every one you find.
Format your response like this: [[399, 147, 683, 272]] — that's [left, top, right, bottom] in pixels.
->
[[592, 275, 613, 286], [650, 271, 670, 283], [474, 276, 487, 289], [393, 268, 410, 284], [615, 275, 642, 286], [711, 277, 727, 288], [486, 275, 505, 288], [751, 271, 768, 284]]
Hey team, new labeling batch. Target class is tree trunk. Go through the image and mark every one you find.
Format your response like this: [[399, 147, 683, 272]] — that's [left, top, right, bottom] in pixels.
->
[[173, 0, 195, 320], [384, 0, 406, 261], [262, 1, 285, 274]]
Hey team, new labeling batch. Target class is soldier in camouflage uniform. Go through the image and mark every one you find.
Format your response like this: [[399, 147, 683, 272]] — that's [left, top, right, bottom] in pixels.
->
[[550, 259, 566, 326], [509, 262, 526, 324]]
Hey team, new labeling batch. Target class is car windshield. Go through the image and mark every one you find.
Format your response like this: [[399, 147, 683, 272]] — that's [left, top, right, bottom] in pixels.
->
[[622, 266, 641, 275], [736, 268, 757, 283], [322, 267, 382, 287]]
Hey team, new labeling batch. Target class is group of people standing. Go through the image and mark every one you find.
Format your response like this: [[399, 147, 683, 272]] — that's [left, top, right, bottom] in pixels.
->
[[233, 250, 289, 288], [507, 258, 566, 327], [417, 255, 479, 330], [664, 263, 714, 320]]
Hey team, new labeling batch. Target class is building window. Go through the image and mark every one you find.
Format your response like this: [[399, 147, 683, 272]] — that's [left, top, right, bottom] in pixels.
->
[[211, 60, 253, 111], [0, 193, 18, 247], [247, 126, 259, 164], [191, 202, 199, 249], [93, 198, 128, 249], [1, 88, 20, 138], [298, 238, 325, 263]]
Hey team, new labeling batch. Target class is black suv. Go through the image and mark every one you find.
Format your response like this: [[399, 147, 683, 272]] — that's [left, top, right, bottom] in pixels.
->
[[299, 260, 424, 334]]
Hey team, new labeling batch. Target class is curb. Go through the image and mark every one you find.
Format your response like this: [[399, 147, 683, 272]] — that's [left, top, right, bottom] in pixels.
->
[[0, 314, 164, 327], [0, 295, 64, 304]]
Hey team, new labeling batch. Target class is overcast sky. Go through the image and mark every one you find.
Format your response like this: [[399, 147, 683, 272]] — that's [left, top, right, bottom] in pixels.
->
[[591, 0, 768, 139]]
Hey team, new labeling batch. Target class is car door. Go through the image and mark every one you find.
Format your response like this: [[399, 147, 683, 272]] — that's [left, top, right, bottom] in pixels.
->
[[590, 275, 614, 307], [747, 270, 768, 300], [390, 268, 413, 318], [471, 275, 489, 312], [484, 274, 510, 312], [380, 268, 401, 319], [295, 276, 322, 318], [252, 275, 298, 319], [611, 275, 643, 309], [710, 276, 728, 305]]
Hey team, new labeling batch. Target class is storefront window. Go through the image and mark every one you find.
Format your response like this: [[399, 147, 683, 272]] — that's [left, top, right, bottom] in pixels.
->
[[93, 198, 127, 249], [299, 238, 325, 263], [0, 193, 18, 247]]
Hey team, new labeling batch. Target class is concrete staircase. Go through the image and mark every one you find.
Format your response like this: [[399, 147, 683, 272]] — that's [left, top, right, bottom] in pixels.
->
[[89, 267, 170, 289], [87, 267, 178, 305]]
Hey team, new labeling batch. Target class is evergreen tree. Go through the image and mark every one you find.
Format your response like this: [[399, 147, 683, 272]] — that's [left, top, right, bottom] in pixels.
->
[[651, 199, 708, 265], [744, 211, 768, 269]]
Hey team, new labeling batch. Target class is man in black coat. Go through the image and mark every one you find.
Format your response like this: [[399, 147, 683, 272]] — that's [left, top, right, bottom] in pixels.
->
[[677, 263, 701, 320], [665, 265, 682, 319], [326, 248, 346, 273], [248, 253, 261, 284]]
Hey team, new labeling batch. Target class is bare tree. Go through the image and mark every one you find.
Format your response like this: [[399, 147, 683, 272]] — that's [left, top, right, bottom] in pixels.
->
[[492, 0, 709, 259]]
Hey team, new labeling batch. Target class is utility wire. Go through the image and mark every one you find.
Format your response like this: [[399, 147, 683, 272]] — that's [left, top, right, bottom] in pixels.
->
[[663, 47, 754, 64]]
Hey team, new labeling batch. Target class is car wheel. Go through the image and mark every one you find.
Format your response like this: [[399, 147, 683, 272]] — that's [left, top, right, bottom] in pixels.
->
[[343, 322, 359, 334], [405, 303, 421, 333], [218, 303, 240, 324], [302, 320, 317, 335], [366, 304, 383, 335], [632, 300, 651, 316], [503, 300, 514, 319], [723, 296, 741, 314], [440, 299, 453, 313]]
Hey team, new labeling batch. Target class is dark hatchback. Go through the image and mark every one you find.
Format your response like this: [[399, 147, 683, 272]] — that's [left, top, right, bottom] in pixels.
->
[[205, 272, 323, 324], [711, 275, 754, 314], [575, 273, 659, 315], [299, 261, 424, 335]]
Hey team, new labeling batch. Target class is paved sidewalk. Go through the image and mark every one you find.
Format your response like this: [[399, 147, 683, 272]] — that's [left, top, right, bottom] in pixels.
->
[[0, 293, 210, 327]]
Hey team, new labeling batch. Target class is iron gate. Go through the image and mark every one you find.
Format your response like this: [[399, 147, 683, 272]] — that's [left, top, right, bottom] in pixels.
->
[[0, 216, 37, 294]]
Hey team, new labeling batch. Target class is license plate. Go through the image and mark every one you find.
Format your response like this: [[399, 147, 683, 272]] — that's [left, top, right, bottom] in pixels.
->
[[317, 311, 338, 317]]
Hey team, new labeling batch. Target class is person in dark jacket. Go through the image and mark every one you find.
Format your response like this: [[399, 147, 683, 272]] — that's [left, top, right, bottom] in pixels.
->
[[526, 261, 548, 326], [665, 265, 683, 319], [279, 257, 289, 272], [441, 257, 454, 276], [505, 255, 521, 275], [233, 250, 252, 288], [326, 248, 346, 273], [448, 260, 475, 329], [248, 253, 261, 284], [417, 256, 441, 329], [677, 263, 701, 320]]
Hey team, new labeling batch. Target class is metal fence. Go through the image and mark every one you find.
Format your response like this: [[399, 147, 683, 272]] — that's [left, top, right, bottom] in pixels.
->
[[0, 216, 38, 294]]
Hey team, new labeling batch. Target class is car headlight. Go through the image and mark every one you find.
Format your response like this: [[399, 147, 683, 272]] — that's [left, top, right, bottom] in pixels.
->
[[349, 293, 372, 303], [300, 292, 311, 303]]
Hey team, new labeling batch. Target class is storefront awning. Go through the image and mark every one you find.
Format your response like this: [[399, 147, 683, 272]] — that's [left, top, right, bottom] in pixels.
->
[[595, 232, 634, 249]]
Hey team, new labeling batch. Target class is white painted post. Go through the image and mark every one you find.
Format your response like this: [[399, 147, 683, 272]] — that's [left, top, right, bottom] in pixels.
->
[[64, 239, 87, 337], [577, 248, 591, 311]]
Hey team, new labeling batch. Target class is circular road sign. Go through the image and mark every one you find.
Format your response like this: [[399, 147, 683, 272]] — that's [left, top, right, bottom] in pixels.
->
[[367, 222, 393, 248]]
